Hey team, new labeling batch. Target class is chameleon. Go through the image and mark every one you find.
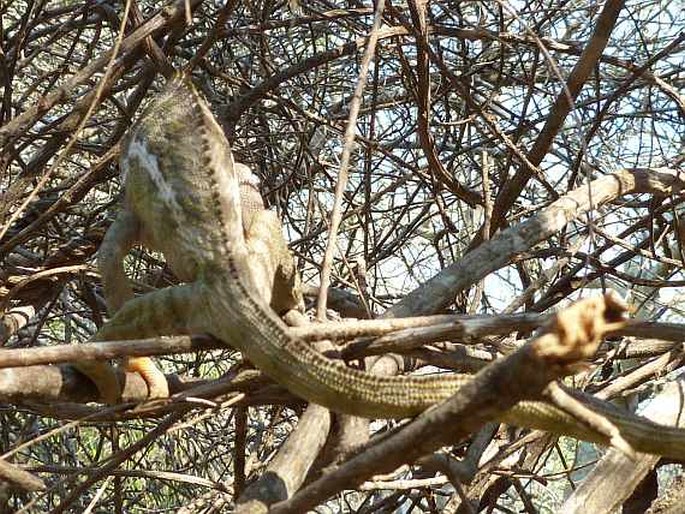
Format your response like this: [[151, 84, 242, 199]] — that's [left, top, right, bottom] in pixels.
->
[[76, 94, 302, 402], [76, 76, 685, 459]]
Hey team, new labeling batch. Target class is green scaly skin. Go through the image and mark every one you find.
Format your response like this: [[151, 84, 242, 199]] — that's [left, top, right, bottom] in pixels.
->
[[79, 77, 685, 459]]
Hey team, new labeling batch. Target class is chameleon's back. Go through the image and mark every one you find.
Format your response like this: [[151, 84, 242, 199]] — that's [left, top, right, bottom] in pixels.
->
[[120, 78, 245, 281]]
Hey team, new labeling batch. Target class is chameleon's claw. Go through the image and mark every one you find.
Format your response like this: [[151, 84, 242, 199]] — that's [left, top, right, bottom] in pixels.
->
[[75, 358, 168, 403], [124, 357, 169, 399]]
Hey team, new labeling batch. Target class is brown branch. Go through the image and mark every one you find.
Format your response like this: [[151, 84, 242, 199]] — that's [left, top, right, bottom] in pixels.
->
[[0, 459, 45, 492], [235, 405, 331, 513], [0, 364, 296, 420], [269, 294, 625, 512], [1, 317, 683, 374], [558, 378, 685, 513], [388, 167, 685, 318], [0, 0, 202, 149], [0, 335, 218, 368], [489, 0, 627, 231], [48, 413, 183, 514], [222, 26, 409, 126]]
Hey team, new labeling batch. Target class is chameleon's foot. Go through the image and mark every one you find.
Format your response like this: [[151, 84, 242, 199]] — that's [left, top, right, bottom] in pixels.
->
[[73, 361, 122, 404], [124, 357, 169, 399], [283, 309, 307, 327]]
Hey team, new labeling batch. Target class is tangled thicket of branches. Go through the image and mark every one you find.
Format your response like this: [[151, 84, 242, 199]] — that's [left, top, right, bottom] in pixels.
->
[[1, 0, 684, 512]]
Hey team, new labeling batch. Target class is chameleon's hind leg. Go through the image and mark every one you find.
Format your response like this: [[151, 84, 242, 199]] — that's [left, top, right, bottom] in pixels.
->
[[99, 210, 171, 400], [76, 208, 191, 403], [78, 283, 204, 403], [244, 210, 304, 315]]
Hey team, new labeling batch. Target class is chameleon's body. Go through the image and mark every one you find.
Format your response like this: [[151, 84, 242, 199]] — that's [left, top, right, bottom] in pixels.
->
[[77, 78, 685, 459], [76, 83, 302, 401]]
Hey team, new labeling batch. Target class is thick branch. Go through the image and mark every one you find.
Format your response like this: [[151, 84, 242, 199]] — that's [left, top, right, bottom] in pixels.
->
[[490, 0, 627, 230], [270, 294, 624, 512], [388, 167, 685, 318]]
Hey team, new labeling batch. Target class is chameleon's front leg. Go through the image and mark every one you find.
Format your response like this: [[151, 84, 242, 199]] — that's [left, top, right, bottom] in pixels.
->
[[75, 210, 171, 403], [244, 210, 304, 316], [73, 210, 137, 403], [77, 283, 204, 403], [98, 210, 139, 313]]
